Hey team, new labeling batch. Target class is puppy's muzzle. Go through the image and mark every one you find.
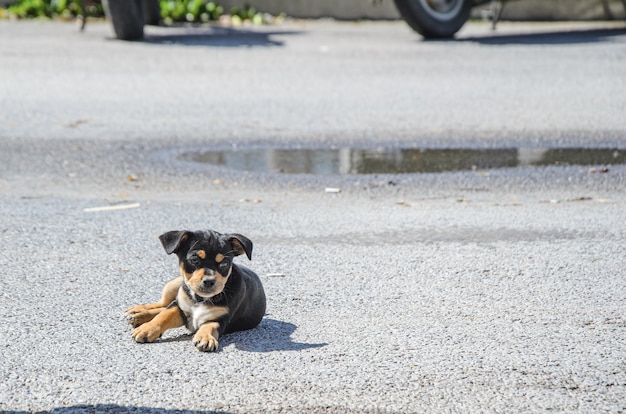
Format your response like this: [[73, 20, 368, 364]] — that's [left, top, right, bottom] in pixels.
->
[[201, 276, 216, 290], [197, 269, 219, 294]]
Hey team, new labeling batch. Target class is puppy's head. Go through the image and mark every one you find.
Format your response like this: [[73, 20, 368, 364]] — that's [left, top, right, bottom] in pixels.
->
[[159, 229, 252, 299]]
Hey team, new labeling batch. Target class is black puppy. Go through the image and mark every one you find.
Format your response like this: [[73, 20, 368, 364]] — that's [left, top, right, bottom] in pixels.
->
[[126, 229, 266, 352]]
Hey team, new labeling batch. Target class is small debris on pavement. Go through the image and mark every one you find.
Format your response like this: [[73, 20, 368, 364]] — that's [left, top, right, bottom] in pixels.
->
[[83, 203, 141, 212]]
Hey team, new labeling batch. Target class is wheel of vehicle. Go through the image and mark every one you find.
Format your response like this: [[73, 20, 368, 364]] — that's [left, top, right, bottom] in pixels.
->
[[141, 0, 161, 26], [102, 0, 144, 40], [393, 0, 472, 38]]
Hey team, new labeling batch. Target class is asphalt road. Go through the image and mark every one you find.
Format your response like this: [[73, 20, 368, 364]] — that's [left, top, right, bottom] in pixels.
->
[[1, 18, 625, 413]]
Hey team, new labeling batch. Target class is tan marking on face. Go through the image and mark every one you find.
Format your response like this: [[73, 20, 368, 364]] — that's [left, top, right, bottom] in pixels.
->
[[215, 253, 224, 263], [179, 263, 229, 297], [189, 269, 206, 288], [196, 250, 206, 259]]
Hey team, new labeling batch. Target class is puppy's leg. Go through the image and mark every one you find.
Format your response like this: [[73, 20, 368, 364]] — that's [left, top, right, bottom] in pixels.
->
[[126, 276, 182, 327], [132, 305, 184, 343], [192, 322, 221, 352], [126, 308, 164, 328]]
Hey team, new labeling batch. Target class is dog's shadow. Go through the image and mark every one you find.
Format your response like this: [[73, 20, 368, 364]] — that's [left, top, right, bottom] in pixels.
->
[[160, 318, 327, 352], [221, 318, 327, 352]]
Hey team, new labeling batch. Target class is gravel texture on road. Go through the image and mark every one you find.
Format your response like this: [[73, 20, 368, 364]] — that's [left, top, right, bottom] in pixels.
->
[[1, 19, 625, 413]]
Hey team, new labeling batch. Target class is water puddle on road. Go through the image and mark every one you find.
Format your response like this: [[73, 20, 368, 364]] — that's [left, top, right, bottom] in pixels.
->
[[181, 147, 625, 175]]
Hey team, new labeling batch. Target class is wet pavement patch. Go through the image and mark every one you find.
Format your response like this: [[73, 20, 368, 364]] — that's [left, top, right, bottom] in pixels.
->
[[181, 147, 625, 175]]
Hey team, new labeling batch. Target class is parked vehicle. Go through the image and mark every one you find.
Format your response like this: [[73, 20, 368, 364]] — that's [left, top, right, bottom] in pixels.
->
[[102, 0, 491, 41], [102, 0, 159, 41], [393, 0, 492, 38]]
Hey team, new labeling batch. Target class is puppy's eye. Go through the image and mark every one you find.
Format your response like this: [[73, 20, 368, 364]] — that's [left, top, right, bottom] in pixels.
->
[[189, 256, 201, 266], [219, 260, 230, 270]]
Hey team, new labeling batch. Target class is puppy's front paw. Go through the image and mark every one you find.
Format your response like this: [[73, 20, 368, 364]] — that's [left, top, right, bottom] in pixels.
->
[[125, 304, 149, 315], [131, 322, 163, 343], [125, 307, 161, 328], [192, 331, 219, 352], [125, 305, 147, 326]]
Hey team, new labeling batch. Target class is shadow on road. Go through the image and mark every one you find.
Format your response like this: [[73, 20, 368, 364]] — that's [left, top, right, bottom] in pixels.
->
[[157, 318, 327, 352], [16, 403, 385, 413], [221, 318, 328, 352], [458, 27, 626, 45], [9, 405, 229, 413], [141, 26, 300, 47]]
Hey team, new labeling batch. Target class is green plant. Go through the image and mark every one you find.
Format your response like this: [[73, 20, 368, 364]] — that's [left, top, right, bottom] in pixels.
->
[[2, 0, 279, 24], [4, 0, 104, 19], [159, 0, 271, 25], [159, 0, 225, 23]]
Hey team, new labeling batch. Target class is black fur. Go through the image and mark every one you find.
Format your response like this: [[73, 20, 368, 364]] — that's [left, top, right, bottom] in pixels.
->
[[160, 229, 266, 336], [126, 229, 266, 352]]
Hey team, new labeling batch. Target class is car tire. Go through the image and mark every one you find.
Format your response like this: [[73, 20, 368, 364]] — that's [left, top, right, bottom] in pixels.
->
[[141, 0, 161, 26], [102, 0, 144, 40], [393, 0, 472, 38]]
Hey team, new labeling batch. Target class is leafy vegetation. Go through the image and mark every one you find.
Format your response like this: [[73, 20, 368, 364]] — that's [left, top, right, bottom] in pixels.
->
[[1, 0, 280, 25], [160, 0, 271, 25], [2, 0, 103, 19], [160, 0, 225, 23]]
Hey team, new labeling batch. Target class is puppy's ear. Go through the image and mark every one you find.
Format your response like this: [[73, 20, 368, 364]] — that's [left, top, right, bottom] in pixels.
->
[[159, 230, 190, 255], [228, 234, 253, 260]]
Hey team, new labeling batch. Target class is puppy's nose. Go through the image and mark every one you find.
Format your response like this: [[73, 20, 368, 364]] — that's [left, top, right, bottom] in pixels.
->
[[201, 277, 216, 289]]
